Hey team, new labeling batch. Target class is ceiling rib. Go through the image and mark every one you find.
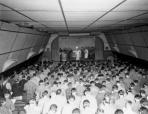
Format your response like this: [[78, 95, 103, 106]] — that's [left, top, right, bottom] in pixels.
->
[[98, 11, 148, 30], [111, 11, 148, 25], [0, 3, 54, 32], [58, 0, 69, 33], [80, 0, 127, 32]]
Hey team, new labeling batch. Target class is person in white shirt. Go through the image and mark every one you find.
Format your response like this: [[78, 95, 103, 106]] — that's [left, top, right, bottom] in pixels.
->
[[71, 88, 82, 108], [24, 99, 40, 114], [73, 46, 81, 61], [131, 94, 141, 114], [81, 99, 96, 114], [61, 95, 78, 114], [115, 90, 127, 110], [98, 95, 116, 114], [90, 81, 99, 97], [38, 91, 50, 114], [72, 108, 81, 114], [47, 104, 60, 114], [124, 90, 134, 103], [123, 101, 137, 114], [36, 80, 46, 99], [114, 109, 124, 114], [80, 90, 97, 114], [84, 49, 89, 59], [55, 89, 67, 112]]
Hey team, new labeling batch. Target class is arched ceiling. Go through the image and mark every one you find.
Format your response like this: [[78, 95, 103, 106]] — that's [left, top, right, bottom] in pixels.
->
[[0, 0, 148, 33]]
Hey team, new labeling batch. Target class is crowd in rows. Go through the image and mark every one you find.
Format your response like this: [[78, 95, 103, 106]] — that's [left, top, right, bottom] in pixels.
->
[[0, 58, 148, 114]]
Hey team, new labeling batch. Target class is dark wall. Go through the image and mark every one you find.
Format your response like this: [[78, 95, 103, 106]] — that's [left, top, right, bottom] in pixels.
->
[[95, 37, 104, 60], [113, 51, 148, 69], [0, 53, 43, 79], [51, 37, 60, 61]]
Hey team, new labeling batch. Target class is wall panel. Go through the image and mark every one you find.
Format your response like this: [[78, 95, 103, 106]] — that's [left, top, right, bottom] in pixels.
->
[[0, 54, 9, 71], [140, 32, 148, 47], [51, 37, 59, 61], [0, 21, 50, 73], [105, 34, 115, 50], [120, 33, 132, 45], [1, 22, 19, 31], [17, 49, 30, 63], [33, 46, 41, 54], [0, 31, 17, 53], [105, 26, 148, 61], [30, 35, 39, 47], [114, 34, 125, 44], [23, 34, 36, 48], [35, 37, 43, 47], [134, 47, 148, 61], [11, 33, 27, 51], [129, 32, 146, 47], [95, 38, 104, 60]]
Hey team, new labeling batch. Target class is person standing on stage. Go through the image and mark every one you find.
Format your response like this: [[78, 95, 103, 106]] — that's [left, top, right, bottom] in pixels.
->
[[84, 49, 89, 59], [74, 46, 81, 61]]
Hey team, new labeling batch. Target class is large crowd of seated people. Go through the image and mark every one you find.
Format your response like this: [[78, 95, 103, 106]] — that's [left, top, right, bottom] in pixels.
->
[[0, 57, 148, 114]]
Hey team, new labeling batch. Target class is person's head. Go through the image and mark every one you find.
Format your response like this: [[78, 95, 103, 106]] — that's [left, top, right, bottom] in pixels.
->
[[134, 94, 141, 102], [71, 88, 77, 96], [6, 82, 11, 90], [140, 90, 146, 97], [68, 95, 75, 104], [102, 81, 106, 85], [104, 94, 111, 103], [39, 80, 44, 85], [101, 85, 106, 90], [125, 101, 132, 108], [116, 81, 120, 86], [67, 82, 72, 88], [42, 90, 48, 97], [114, 109, 124, 114], [112, 85, 118, 92], [56, 89, 62, 95], [125, 74, 129, 78], [134, 80, 138, 85], [119, 77, 124, 82], [130, 82, 135, 89], [143, 83, 148, 88], [72, 108, 80, 114], [44, 77, 48, 82], [118, 90, 124, 97], [84, 89, 90, 96], [90, 81, 95, 86], [49, 104, 57, 112], [0, 99, 6, 106], [106, 78, 111, 83], [83, 99, 90, 108], [53, 81, 58, 87], [112, 76, 116, 80], [4, 93, 10, 99]]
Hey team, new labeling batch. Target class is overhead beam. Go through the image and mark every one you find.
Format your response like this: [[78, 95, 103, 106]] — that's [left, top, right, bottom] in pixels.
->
[[80, 0, 127, 32], [110, 11, 148, 26], [98, 11, 148, 31], [58, 0, 69, 33], [0, 3, 54, 32]]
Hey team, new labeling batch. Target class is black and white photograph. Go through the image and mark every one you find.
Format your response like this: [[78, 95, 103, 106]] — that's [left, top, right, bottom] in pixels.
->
[[0, 0, 148, 114]]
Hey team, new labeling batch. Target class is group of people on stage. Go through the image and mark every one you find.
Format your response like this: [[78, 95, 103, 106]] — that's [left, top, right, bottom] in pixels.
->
[[0, 56, 148, 114], [60, 46, 89, 62]]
